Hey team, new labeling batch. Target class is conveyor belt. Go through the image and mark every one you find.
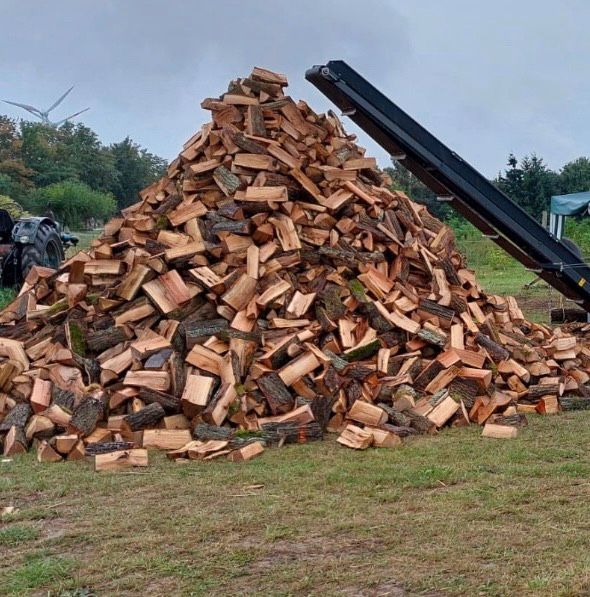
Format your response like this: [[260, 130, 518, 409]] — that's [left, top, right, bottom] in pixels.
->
[[306, 60, 590, 311]]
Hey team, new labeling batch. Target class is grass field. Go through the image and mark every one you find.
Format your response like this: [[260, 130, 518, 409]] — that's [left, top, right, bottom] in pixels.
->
[[1, 224, 586, 595], [3, 413, 590, 596]]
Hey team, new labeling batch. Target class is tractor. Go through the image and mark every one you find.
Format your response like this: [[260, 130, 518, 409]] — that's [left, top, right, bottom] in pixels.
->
[[0, 210, 78, 286]]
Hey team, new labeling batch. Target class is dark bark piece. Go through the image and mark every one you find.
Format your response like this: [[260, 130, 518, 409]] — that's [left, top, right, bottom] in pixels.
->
[[122, 402, 165, 432], [343, 340, 381, 362], [213, 165, 241, 196], [418, 299, 455, 322], [490, 413, 528, 427], [448, 378, 479, 409], [192, 423, 234, 442], [0, 403, 32, 432], [309, 395, 336, 430], [185, 319, 229, 349], [475, 333, 509, 362], [211, 219, 251, 236], [417, 328, 446, 348], [85, 441, 134, 455], [145, 348, 174, 369], [153, 193, 181, 215], [69, 393, 107, 437], [87, 327, 128, 353], [527, 384, 560, 401], [414, 361, 445, 391], [246, 105, 267, 137], [51, 387, 76, 411], [320, 286, 347, 319], [231, 132, 268, 154], [138, 388, 181, 414], [438, 257, 462, 286], [257, 373, 294, 415], [259, 422, 322, 445], [377, 402, 410, 427]]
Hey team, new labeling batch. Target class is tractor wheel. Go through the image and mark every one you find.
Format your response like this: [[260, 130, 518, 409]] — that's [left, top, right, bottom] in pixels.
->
[[20, 222, 64, 278]]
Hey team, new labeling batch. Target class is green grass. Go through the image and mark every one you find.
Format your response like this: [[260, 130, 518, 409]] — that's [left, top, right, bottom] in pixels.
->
[[3, 413, 590, 595]]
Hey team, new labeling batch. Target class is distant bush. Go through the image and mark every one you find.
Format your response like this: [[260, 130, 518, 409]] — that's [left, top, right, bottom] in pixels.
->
[[564, 218, 590, 260], [0, 195, 29, 219], [24, 180, 116, 228]]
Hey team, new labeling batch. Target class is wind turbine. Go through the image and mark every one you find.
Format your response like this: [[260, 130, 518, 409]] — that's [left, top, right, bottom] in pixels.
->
[[3, 86, 89, 127]]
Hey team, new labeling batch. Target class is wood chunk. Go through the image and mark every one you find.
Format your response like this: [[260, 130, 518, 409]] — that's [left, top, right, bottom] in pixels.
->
[[348, 401, 388, 426], [30, 378, 52, 414], [426, 395, 460, 428], [142, 429, 192, 450], [3, 425, 27, 456], [117, 264, 151, 301], [37, 439, 62, 462], [365, 426, 402, 448], [95, 448, 148, 471], [222, 274, 258, 311], [124, 371, 170, 392], [143, 271, 191, 314], [181, 374, 215, 418], [337, 424, 373, 450], [278, 352, 321, 386], [482, 423, 518, 439], [244, 186, 288, 202], [54, 434, 79, 455], [228, 441, 265, 462]]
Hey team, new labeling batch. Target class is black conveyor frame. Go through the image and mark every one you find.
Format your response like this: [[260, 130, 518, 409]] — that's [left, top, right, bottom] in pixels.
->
[[306, 60, 590, 312]]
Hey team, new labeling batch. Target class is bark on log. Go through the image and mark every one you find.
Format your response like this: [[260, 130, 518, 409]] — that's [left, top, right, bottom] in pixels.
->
[[259, 422, 322, 445], [138, 388, 181, 414], [122, 402, 165, 432], [87, 327, 128, 353], [257, 373, 294, 415], [69, 393, 106, 437], [0, 403, 32, 432], [85, 441, 134, 455], [475, 333, 509, 362]]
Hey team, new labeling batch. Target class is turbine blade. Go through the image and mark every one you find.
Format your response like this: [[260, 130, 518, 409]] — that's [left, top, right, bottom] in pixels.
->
[[45, 86, 74, 113], [54, 107, 90, 126], [3, 100, 42, 115]]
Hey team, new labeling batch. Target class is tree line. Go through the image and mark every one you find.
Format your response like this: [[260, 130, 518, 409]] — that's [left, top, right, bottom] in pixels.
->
[[0, 115, 167, 229], [386, 154, 590, 221]]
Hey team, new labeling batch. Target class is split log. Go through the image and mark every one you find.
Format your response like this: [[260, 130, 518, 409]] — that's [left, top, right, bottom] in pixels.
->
[[122, 402, 165, 432]]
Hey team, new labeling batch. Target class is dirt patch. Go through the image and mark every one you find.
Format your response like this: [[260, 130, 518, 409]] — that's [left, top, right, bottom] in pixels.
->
[[41, 517, 69, 541], [249, 535, 386, 572]]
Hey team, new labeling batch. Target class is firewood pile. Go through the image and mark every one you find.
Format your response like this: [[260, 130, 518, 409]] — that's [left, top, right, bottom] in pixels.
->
[[1, 67, 590, 469]]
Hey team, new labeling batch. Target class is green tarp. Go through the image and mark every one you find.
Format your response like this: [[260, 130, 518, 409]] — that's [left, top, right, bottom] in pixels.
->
[[551, 191, 590, 216]]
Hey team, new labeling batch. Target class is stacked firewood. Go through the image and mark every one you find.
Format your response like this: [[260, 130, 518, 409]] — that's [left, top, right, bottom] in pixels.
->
[[0, 67, 589, 468]]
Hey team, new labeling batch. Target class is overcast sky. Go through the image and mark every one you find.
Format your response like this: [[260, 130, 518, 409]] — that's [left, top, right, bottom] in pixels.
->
[[1, 0, 588, 177]]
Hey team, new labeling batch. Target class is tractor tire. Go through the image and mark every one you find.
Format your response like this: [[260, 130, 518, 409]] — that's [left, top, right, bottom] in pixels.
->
[[20, 222, 64, 278]]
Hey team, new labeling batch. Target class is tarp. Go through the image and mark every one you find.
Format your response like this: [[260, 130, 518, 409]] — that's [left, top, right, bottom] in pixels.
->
[[550, 191, 590, 216]]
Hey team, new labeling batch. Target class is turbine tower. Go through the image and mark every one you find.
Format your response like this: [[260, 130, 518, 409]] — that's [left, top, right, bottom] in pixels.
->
[[3, 86, 89, 127]]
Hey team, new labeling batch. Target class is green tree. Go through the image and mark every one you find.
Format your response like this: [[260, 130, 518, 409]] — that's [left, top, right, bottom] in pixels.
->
[[25, 180, 116, 229], [107, 137, 167, 207], [385, 161, 450, 220], [557, 157, 590, 195], [496, 153, 557, 219], [55, 122, 119, 193]]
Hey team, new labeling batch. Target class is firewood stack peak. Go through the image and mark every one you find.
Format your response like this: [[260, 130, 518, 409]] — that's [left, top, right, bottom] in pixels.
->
[[1, 66, 589, 466]]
